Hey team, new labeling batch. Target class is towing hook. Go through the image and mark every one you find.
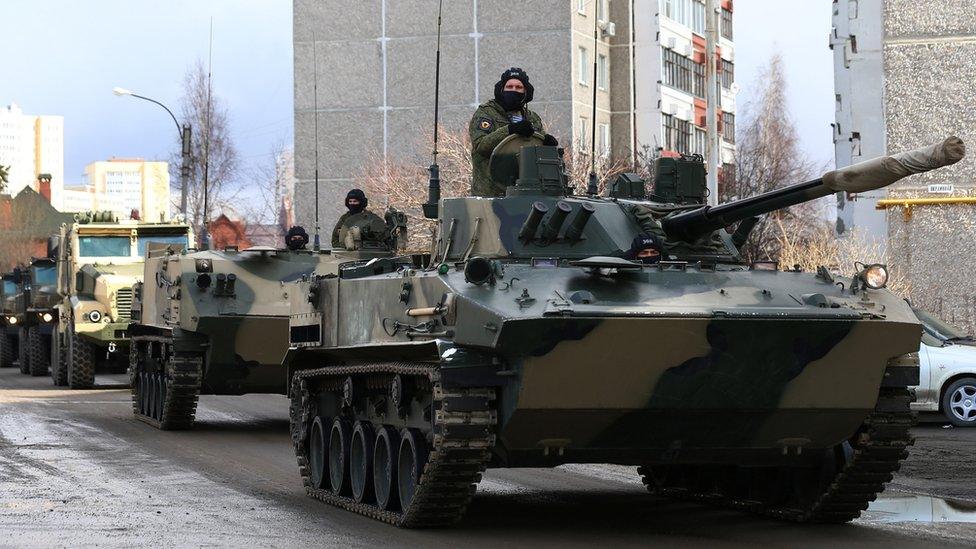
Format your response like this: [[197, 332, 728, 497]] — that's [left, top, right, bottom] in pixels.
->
[[108, 342, 117, 353]]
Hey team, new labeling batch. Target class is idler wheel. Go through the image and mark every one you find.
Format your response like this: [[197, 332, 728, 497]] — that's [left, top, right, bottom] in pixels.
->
[[350, 421, 375, 503], [397, 428, 429, 511], [307, 416, 329, 489], [328, 418, 352, 495], [373, 425, 400, 510]]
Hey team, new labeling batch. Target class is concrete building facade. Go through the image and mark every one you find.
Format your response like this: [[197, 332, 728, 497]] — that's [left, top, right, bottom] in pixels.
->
[[293, 0, 735, 231], [62, 159, 171, 222], [0, 103, 64, 209], [831, 0, 976, 333]]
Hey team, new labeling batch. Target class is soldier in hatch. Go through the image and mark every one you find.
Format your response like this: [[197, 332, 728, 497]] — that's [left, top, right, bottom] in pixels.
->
[[331, 189, 388, 249], [285, 226, 309, 251], [468, 67, 560, 197]]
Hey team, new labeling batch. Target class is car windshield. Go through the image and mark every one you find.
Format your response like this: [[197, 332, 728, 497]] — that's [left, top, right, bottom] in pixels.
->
[[913, 308, 972, 341], [137, 234, 189, 256], [79, 236, 131, 258], [32, 266, 57, 285]]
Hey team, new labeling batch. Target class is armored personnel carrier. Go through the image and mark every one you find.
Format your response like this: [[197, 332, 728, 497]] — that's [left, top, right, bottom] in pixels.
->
[[50, 211, 193, 388], [128, 214, 404, 429], [285, 135, 963, 527]]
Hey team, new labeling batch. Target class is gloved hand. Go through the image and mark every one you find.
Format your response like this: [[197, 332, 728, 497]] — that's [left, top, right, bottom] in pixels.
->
[[542, 134, 559, 146], [508, 119, 535, 137]]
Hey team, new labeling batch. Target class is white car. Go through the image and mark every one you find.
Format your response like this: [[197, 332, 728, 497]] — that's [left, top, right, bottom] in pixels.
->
[[911, 308, 976, 427]]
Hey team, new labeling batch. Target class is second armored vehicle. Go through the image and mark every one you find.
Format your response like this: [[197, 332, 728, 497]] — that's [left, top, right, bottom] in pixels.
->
[[0, 271, 22, 368]]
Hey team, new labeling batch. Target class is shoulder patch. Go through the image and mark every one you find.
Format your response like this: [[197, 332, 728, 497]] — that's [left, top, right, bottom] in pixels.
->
[[478, 117, 494, 132]]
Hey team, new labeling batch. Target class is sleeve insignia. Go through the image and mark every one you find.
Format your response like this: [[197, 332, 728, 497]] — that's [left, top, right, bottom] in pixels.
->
[[478, 118, 494, 132]]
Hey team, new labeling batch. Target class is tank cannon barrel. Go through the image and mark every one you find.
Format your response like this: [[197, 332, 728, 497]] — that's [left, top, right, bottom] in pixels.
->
[[662, 136, 965, 243]]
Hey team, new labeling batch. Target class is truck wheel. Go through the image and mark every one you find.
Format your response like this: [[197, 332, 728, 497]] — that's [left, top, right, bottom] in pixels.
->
[[942, 377, 976, 428], [18, 327, 30, 374], [27, 326, 50, 376], [51, 328, 68, 386], [0, 333, 15, 368], [68, 324, 96, 389]]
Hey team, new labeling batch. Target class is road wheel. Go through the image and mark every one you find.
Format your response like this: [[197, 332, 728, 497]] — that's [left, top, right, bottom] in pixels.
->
[[50, 327, 68, 385], [0, 333, 14, 368], [27, 326, 50, 376], [67, 324, 96, 389], [308, 416, 328, 490], [397, 428, 428, 511], [942, 377, 976, 427], [350, 421, 375, 503], [328, 418, 352, 496], [18, 328, 30, 374], [373, 425, 400, 511]]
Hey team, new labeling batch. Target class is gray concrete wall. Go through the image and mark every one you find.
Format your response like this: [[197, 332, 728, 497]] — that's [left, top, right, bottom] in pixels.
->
[[881, 0, 976, 334], [293, 0, 572, 233]]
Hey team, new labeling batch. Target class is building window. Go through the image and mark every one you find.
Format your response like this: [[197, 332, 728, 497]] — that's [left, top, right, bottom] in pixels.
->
[[722, 112, 735, 143], [579, 117, 589, 149], [597, 54, 609, 90], [720, 60, 734, 89], [599, 123, 610, 156], [692, 127, 706, 156], [662, 113, 691, 153], [578, 46, 589, 86], [578, 0, 586, 14], [721, 7, 733, 40], [662, 48, 702, 98], [597, 0, 607, 22], [691, 0, 705, 35]]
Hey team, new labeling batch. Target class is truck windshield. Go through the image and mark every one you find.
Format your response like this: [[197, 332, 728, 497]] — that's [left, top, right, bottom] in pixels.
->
[[79, 236, 131, 258], [32, 266, 57, 285], [137, 234, 189, 256], [2, 281, 14, 294]]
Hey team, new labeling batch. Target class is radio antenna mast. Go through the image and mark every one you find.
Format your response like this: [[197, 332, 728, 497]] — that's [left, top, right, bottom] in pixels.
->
[[312, 31, 321, 250], [586, 7, 599, 196], [422, 0, 444, 219], [201, 17, 214, 249]]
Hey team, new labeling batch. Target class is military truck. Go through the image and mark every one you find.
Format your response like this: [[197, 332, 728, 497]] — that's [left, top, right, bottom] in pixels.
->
[[127, 214, 404, 430], [51, 211, 193, 388], [283, 135, 963, 527], [0, 270, 22, 368], [21, 257, 60, 376]]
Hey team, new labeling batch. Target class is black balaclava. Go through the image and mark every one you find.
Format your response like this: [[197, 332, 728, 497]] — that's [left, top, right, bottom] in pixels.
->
[[626, 234, 666, 264], [494, 67, 535, 112], [345, 189, 367, 214], [285, 225, 309, 251]]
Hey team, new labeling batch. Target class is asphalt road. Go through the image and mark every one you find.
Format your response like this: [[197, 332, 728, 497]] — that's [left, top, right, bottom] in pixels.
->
[[1, 367, 974, 548]]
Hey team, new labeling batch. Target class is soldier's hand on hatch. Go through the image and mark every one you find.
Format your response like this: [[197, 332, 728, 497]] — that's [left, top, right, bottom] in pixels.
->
[[508, 119, 535, 137], [542, 134, 559, 146]]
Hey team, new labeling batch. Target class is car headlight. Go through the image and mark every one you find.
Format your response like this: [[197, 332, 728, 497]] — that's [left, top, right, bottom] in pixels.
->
[[41, 313, 53, 323], [860, 264, 889, 290], [88, 310, 102, 322]]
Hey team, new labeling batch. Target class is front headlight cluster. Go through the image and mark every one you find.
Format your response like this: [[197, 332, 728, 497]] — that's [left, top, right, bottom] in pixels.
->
[[88, 310, 102, 322], [858, 263, 889, 290], [40, 312, 54, 323], [6, 316, 16, 325]]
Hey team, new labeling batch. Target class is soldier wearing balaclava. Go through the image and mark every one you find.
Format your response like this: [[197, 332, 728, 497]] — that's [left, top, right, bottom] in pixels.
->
[[330, 189, 388, 249], [468, 67, 560, 197]]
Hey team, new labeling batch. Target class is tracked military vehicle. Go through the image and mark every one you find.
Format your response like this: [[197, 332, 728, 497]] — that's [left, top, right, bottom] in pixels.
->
[[285, 135, 964, 527], [128, 212, 405, 429], [51, 211, 193, 388]]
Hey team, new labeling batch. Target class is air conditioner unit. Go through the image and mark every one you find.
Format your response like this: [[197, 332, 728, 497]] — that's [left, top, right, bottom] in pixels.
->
[[600, 21, 616, 37], [667, 37, 677, 49], [682, 44, 693, 56]]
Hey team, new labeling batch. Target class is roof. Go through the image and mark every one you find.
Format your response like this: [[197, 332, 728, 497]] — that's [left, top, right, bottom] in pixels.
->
[[0, 187, 76, 238]]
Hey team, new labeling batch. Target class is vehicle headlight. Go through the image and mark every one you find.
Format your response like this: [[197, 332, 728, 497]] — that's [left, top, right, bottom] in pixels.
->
[[8, 316, 17, 325], [860, 264, 889, 290], [41, 313, 53, 323], [88, 310, 102, 322]]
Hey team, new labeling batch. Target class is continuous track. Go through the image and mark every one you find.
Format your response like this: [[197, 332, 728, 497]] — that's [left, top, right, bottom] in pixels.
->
[[130, 336, 202, 430], [290, 363, 496, 528]]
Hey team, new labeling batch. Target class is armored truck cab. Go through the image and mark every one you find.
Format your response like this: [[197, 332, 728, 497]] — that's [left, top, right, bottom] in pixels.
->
[[52, 211, 193, 388], [284, 136, 963, 527], [0, 272, 22, 368], [21, 258, 60, 376]]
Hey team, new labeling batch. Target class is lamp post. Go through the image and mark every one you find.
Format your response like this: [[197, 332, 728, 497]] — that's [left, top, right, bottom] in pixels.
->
[[112, 87, 193, 220]]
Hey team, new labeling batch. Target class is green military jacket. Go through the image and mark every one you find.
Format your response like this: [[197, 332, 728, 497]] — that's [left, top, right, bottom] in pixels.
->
[[468, 99, 544, 197], [331, 210, 388, 249]]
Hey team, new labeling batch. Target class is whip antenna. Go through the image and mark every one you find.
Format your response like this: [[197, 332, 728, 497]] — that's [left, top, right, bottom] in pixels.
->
[[422, 0, 444, 219], [312, 31, 321, 250], [586, 8, 599, 196], [201, 17, 214, 249]]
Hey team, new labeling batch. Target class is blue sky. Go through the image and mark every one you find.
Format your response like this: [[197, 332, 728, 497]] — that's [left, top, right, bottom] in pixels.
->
[[1, 0, 835, 188]]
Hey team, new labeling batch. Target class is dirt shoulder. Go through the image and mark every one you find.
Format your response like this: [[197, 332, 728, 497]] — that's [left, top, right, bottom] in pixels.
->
[[889, 420, 976, 501]]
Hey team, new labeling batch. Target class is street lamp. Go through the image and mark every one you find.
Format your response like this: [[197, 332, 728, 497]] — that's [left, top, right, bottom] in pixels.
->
[[112, 86, 199, 243]]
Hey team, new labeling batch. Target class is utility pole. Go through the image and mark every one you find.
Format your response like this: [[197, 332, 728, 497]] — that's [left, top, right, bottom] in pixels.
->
[[705, 0, 720, 206], [179, 124, 192, 217]]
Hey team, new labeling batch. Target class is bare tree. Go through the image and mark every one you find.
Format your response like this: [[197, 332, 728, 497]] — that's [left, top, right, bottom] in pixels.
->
[[170, 60, 240, 238], [240, 140, 292, 227], [0, 165, 9, 194], [724, 53, 824, 261], [0, 195, 51, 271]]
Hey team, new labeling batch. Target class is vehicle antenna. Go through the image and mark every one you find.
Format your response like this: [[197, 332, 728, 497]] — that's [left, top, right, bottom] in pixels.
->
[[201, 17, 214, 250], [586, 6, 599, 196], [312, 30, 321, 250], [422, 0, 444, 219]]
